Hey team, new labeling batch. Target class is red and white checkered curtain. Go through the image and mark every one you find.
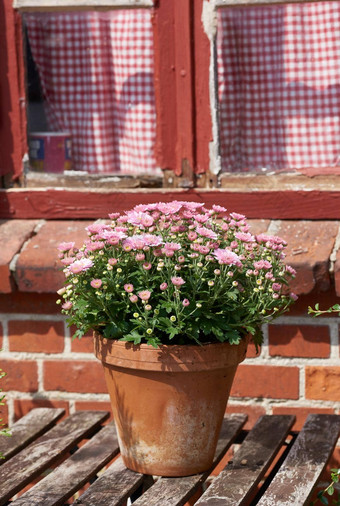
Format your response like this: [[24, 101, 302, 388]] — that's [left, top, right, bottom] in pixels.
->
[[217, 3, 340, 172], [25, 10, 158, 174]]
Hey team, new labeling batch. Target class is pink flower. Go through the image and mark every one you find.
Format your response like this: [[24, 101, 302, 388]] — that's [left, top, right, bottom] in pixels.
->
[[194, 214, 209, 223], [124, 284, 134, 293], [90, 279, 102, 288], [69, 258, 94, 274], [272, 283, 282, 292], [254, 260, 272, 270], [108, 258, 117, 265], [60, 257, 74, 266], [143, 262, 152, 270], [187, 231, 197, 241], [182, 299, 190, 307], [85, 240, 105, 251], [212, 249, 242, 267], [163, 242, 181, 252], [229, 212, 246, 221], [178, 255, 185, 263], [62, 301, 73, 310], [108, 212, 121, 219], [286, 265, 297, 276], [129, 294, 138, 303], [212, 205, 227, 213], [156, 202, 183, 215], [138, 290, 151, 301], [135, 253, 145, 261], [235, 232, 255, 243], [160, 282, 168, 291], [86, 223, 110, 235], [171, 276, 185, 286], [196, 226, 218, 240], [58, 242, 75, 252], [199, 245, 210, 255], [290, 292, 298, 301], [126, 211, 154, 228]]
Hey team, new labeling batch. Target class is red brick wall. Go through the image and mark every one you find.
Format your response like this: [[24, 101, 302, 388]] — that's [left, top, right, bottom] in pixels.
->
[[1, 219, 340, 447]]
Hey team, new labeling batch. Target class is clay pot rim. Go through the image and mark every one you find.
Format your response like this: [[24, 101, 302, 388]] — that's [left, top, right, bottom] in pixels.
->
[[94, 332, 249, 372]]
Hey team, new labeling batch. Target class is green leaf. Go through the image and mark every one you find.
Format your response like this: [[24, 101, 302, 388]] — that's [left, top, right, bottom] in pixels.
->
[[327, 486, 334, 496]]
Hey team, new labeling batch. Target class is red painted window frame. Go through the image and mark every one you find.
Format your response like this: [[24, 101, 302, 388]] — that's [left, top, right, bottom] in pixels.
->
[[1, 0, 340, 219]]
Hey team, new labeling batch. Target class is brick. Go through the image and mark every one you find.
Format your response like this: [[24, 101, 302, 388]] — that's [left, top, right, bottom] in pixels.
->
[[0, 219, 39, 293], [247, 219, 270, 236], [43, 360, 107, 393], [1, 360, 38, 392], [226, 404, 266, 431], [15, 220, 92, 293], [246, 340, 261, 359], [277, 221, 339, 295], [272, 406, 334, 431], [0, 323, 3, 350], [13, 399, 69, 422], [268, 324, 330, 358], [288, 291, 340, 316], [74, 401, 113, 422], [70, 329, 94, 353], [0, 293, 60, 314], [231, 365, 300, 399], [305, 366, 340, 401], [8, 320, 65, 353]]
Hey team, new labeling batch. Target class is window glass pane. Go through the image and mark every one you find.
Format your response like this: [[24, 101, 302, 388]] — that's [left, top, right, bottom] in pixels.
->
[[217, 2, 340, 172], [24, 10, 159, 175]]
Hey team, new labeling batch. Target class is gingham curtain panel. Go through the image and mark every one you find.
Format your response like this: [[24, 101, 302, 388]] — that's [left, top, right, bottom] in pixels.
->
[[217, 2, 340, 172], [25, 10, 158, 174]]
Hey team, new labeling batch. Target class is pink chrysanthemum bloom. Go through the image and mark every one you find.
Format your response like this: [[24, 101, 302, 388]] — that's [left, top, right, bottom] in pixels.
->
[[138, 290, 151, 301], [163, 242, 181, 252], [108, 212, 121, 219], [58, 242, 75, 252], [212, 249, 242, 267], [129, 294, 138, 303], [124, 284, 134, 293], [196, 226, 218, 240], [171, 276, 185, 286], [135, 253, 145, 261], [286, 265, 297, 276], [108, 258, 117, 265], [156, 201, 183, 215], [194, 214, 209, 224], [86, 223, 110, 235], [272, 283, 282, 292], [69, 258, 94, 274], [235, 232, 255, 243], [178, 255, 185, 263], [160, 282, 168, 291], [229, 212, 246, 221], [143, 262, 152, 270], [60, 257, 74, 266], [85, 240, 105, 251], [188, 230, 197, 241], [90, 279, 102, 289], [182, 299, 190, 307], [199, 245, 210, 255], [126, 211, 154, 228], [290, 292, 298, 301], [212, 205, 227, 213], [62, 301, 73, 310], [254, 260, 272, 270]]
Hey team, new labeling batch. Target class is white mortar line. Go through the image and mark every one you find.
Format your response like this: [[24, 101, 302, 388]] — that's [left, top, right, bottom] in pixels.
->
[[37, 359, 44, 391], [1, 320, 9, 353], [0, 314, 66, 322], [299, 364, 305, 401]]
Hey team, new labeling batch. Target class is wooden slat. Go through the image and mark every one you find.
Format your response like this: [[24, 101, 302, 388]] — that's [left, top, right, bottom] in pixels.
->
[[11, 423, 119, 506], [74, 457, 145, 505], [132, 413, 248, 506], [0, 410, 109, 505], [195, 415, 295, 506], [0, 408, 65, 463], [215, 0, 338, 6], [257, 414, 340, 506], [14, 0, 154, 11]]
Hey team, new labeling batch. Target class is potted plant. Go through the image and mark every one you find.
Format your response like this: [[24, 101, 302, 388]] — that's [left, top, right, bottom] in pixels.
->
[[57, 201, 297, 476]]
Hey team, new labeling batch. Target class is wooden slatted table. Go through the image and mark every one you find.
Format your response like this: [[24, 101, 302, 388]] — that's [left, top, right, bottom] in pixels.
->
[[0, 409, 339, 505]]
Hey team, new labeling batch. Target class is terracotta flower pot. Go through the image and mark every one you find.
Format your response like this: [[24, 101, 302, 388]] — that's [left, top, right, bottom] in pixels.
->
[[94, 333, 248, 477]]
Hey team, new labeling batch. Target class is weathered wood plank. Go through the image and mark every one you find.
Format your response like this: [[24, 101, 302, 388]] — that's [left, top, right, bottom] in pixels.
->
[[215, 0, 340, 6], [132, 413, 248, 506], [4, 188, 340, 220], [0, 408, 65, 463], [74, 457, 145, 506], [11, 423, 119, 506], [195, 415, 295, 506], [14, 0, 153, 11], [0, 410, 109, 505], [257, 414, 340, 506]]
